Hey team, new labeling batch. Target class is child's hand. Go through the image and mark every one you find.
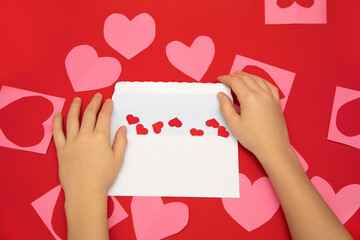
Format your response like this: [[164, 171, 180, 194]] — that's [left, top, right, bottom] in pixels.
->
[[52, 93, 127, 197], [217, 71, 291, 161]]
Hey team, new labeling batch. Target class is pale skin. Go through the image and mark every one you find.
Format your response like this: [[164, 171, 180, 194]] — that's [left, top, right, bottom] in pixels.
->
[[53, 73, 353, 240]]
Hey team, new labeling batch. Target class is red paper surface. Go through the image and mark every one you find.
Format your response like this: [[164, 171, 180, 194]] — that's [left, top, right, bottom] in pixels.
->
[[0, 0, 359, 239]]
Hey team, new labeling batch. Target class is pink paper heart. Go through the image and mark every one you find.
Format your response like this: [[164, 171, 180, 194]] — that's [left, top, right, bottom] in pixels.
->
[[131, 197, 189, 240], [222, 173, 280, 232], [65, 45, 121, 92], [166, 36, 215, 81], [311, 176, 360, 224], [104, 13, 156, 60]]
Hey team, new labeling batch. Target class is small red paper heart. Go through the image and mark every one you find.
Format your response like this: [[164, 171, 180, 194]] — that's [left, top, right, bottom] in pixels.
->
[[168, 117, 182, 128], [336, 97, 360, 137], [136, 124, 148, 135], [206, 118, 219, 128], [218, 126, 230, 138], [126, 114, 140, 125], [277, 0, 314, 8], [152, 121, 164, 134], [242, 65, 286, 100], [190, 128, 204, 136], [0, 96, 53, 147]]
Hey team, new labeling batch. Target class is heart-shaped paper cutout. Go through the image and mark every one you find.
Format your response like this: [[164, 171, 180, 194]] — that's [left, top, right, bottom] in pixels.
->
[[277, 0, 314, 8], [217, 126, 230, 138], [168, 117, 182, 128], [311, 176, 360, 224], [104, 13, 156, 60], [206, 118, 219, 128], [136, 124, 148, 135], [242, 65, 286, 99], [126, 114, 140, 125], [0, 96, 53, 147], [152, 121, 164, 134], [166, 36, 215, 81], [190, 128, 204, 136], [336, 97, 360, 137], [131, 197, 189, 240], [222, 173, 280, 232], [65, 45, 121, 92]]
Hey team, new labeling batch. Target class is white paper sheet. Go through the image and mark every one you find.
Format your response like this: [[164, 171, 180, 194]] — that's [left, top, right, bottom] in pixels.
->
[[109, 82, 239, 198]]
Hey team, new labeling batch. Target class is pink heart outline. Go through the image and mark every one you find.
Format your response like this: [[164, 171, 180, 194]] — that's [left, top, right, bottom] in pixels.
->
[[65, 45, 121, 92], [0, 86, 65, 154], [311, 176, 360, 224], [328, 86, 360, 149], [166, 36, 215, 81], [104, 13, 156, 60], [131, 196, 189, 240], [222, 173, 280, 232], [31, 185, 128, 239]]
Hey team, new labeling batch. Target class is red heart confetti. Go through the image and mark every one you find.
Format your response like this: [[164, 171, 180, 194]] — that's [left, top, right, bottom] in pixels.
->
[[126, 114, 140, 125], [190, 128, 204, 136], [168, 117, 182, 128], [242, 65, 286, 99], [336, 97, 360, 137], [218, 126, 230, 138], [277, 0, 314, 8], [206, 118, 219, 128], [136, 124, 148, 135], [152, 121, 164, 134], [0, 96, 53, 147]]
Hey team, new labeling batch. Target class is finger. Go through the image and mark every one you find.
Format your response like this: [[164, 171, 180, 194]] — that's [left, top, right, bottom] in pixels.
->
[[234, 71, 262, 92], [80, 93, 103, 132], [236, 71, 272, 94], [217, 92, 240, 129], [52, 112, 65, 149], [66, 97, 81, 139], [243, 72, 280, 102], [113, 126, 128, 164], [217, 74, 252, 102], [95, 99, 113, 138]]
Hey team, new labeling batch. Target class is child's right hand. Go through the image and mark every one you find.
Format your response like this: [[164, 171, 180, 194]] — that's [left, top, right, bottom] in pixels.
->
[[217, 71, 292, 162]]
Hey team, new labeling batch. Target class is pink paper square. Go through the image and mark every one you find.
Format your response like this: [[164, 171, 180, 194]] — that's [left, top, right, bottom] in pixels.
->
[[265, 0, 327, 24], [328, 86, 360, 149], [0, 86, 65, 154], [31, 185, 128, 240], [229, 55, 296, 111]]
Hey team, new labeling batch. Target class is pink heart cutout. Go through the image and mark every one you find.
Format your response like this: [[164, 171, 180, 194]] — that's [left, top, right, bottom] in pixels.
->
[[65, 45, 121, 92], [104, 13, 156, 60], [166, 36, 215, 81], [222, 173, 280, 232], [131, 196, 189, 240], [311, 176, 360, 224]]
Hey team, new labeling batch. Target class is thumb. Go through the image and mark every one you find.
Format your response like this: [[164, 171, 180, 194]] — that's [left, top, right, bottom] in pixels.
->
[[217, 92, 240, 130], [113, 126, 128, 163]]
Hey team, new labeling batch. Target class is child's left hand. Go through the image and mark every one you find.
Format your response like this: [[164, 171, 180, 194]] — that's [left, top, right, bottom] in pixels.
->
[[52, 93, 127, 198]]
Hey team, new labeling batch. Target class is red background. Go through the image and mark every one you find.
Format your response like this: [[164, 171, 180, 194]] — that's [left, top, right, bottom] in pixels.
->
[[0, 0, 359, 239]]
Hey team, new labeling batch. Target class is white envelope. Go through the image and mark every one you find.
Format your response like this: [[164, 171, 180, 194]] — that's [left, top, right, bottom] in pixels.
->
[[109, 82, 239, 198]]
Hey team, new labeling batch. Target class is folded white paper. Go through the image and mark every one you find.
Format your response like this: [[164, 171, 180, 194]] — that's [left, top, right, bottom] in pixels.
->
[[109, 82, 239, 198]]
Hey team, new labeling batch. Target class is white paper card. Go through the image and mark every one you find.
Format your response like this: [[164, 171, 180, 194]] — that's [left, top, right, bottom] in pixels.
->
[[109, 82, 239, 198]]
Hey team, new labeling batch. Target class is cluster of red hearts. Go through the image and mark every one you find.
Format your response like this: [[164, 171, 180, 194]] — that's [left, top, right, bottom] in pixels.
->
[[126, 114, 230, 137]]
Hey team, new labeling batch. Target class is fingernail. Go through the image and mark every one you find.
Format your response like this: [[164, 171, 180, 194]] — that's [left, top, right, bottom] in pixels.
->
[[217, 92, 223, 101], [120, 126, 127, 134], [73, 97, 80, 102], [105, 98, 112, 103], [95, 93, 102, 97], [54, 112, 61, 117]]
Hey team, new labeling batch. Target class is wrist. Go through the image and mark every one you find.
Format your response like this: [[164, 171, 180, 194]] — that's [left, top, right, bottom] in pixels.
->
[[64, 189, 108, 212]]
